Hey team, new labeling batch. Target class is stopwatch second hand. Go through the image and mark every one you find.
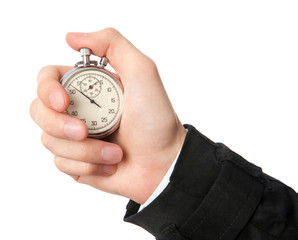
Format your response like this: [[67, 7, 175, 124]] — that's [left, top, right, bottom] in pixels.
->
[[70, 84, 102, 109], [88, 80, 99, 90]]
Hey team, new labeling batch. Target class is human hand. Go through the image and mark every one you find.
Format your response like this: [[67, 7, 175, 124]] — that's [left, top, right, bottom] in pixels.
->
[[30, 28, 186, 204]]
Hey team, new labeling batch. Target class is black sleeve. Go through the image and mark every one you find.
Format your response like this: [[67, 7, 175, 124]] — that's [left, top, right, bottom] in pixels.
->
[[124, 125, 298, 240]]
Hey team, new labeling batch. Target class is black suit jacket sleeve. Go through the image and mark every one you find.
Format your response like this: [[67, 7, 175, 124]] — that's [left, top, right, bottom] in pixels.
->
[[124, 125, 298, 240]]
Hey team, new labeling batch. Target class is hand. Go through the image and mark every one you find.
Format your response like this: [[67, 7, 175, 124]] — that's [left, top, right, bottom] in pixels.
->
[[30, 28, 186, 204]]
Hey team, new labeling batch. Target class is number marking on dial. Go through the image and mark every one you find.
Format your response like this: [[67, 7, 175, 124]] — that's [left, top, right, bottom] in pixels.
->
[[65, 71, 122, 134]]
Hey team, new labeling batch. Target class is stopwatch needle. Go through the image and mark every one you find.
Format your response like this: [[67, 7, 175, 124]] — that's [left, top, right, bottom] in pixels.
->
[[88, 81, 99, 90], [70, 84, 102, 109], [90, 99, 102, 109]]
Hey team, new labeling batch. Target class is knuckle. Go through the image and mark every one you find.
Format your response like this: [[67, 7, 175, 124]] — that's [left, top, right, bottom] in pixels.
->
[[84, 163, 97, 175], [41, 132, 50, 149], [135, 56, 158, 79], [54, 156, 65, 172], [146, 57, 158, 72], [29, 98, 39, 119], [41, 132, 55, 152], [42, 116, 56, 134], [102, 27, 120, 38], [37, 66, 47, 79], [79, 141, 102, 162], [38, 65, 54, 75], [37, 65, 52, 82], [79, 142, 91, 160]]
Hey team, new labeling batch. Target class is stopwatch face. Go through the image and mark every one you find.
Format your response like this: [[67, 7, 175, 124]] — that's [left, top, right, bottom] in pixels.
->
[[61, 68, 123, 137]]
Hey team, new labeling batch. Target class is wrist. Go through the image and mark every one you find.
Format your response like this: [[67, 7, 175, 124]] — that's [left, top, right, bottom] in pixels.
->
[[134, 123, 187, 205], [139, 147, 181, 211]]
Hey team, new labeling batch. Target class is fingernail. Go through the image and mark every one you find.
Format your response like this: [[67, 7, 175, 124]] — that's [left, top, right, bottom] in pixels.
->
[[103, 165, 117, 175], [49, 91, 65, 111], [102, 146, 123, 163], [64, 121, 85, 140]]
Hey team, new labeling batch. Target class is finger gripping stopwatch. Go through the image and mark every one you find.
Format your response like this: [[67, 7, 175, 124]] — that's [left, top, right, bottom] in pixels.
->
[[60, 48, 124, 138]]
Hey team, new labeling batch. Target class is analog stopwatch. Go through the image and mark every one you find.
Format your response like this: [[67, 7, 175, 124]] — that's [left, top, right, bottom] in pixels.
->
[[60, 48, 124, 138]]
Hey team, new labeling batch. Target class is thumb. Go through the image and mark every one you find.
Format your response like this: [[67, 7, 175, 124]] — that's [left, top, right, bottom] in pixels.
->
[[66, 28, 155, 80]]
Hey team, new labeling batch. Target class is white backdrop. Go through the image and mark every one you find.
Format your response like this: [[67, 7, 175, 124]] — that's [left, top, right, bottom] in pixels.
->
[[0, 1, 297, 239]]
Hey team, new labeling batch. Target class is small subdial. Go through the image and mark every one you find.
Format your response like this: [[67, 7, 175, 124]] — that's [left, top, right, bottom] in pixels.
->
[[80, 76, 102, 98]]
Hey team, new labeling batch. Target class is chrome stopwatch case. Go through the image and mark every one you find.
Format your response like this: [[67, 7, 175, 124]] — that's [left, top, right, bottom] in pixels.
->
[[60, 48, 124, 138]]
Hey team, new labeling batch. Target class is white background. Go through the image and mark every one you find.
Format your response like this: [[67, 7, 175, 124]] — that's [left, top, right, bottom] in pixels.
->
[[0, 0, 297, 239]]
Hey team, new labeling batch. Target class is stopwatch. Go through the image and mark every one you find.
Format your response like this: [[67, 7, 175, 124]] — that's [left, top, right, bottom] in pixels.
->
[[60, 48, 124, 138]]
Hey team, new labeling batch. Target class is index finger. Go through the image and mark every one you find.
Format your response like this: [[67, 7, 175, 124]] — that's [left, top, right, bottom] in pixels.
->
[[37, 65, 72, 112]]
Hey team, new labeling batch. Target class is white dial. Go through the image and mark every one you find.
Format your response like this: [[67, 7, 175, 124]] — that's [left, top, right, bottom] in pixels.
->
[[62, 68, 123, 137]]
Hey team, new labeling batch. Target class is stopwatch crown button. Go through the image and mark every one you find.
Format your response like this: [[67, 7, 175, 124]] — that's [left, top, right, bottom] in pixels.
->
[[99, 57, 108, 68], [80, 48, 91, 56]]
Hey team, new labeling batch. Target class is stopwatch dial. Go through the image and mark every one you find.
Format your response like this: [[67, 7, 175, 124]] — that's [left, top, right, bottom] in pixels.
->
[[80, 76, 101, 98], [64, 70, 123, 136]]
